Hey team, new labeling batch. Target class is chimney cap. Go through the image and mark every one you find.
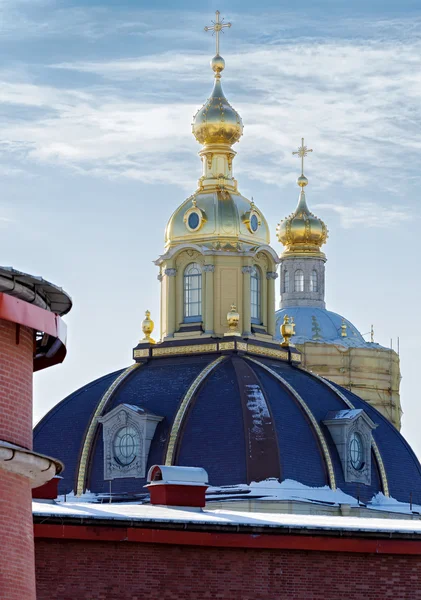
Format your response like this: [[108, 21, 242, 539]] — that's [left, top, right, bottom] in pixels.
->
[[146, 465, 208, 486]]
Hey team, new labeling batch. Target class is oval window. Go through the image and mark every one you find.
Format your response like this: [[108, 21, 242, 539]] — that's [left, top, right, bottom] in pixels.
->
[[188, 212, 200, 230], [250, 214, 259, 232], [349, 432, 363, 470], [113, 426, 139, 466]]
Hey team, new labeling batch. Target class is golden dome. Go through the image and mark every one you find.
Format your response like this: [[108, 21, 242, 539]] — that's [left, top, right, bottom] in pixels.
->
[[192, 56, 243, 147], [276, 178, 328, 258], [165, 191, 269, 251]]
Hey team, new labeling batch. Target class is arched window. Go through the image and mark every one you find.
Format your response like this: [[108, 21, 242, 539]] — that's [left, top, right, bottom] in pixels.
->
[[310, 270, 318, 292], [184, 263, 202, 321], [283, 269, 289, 293], [250, 265, 261, 323], [294, 269, 304, 292]]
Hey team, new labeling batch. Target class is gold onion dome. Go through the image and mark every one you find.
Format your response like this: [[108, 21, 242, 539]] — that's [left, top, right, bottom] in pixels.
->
[[192, 55, 243, 146], [276, 139, 328, 258]]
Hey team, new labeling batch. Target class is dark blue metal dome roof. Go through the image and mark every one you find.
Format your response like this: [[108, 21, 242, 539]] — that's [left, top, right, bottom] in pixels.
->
[[34, 350, 421, 505]]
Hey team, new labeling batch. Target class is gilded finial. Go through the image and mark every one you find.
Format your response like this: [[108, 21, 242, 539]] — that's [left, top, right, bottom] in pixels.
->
[[292, 137, 313, 188], [281, 314, 294, 347], [141, 310, 156, 344], [250, 196, 255, 210], [204, 10, 231, 58], [225, 303, 240, 336], [341, 319, 347, 338]]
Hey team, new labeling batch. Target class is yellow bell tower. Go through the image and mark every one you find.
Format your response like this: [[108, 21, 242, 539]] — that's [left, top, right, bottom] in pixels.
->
[[155, 12, 279, 342]]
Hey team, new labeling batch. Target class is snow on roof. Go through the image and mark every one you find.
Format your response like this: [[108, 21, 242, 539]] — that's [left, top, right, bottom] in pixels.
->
[[207, 478, 358, 505], [55, 479, 421, 516], [324, 409, 362, 421], [32, 500, 421, 535]]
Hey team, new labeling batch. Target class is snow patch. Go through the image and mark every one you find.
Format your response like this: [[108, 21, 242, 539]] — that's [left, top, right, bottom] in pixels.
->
[[245, 384, 270, 440]]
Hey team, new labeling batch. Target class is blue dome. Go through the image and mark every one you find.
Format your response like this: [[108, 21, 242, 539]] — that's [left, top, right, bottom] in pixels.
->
[[34, 350, 421, 505], [275, 306, 381, 348]]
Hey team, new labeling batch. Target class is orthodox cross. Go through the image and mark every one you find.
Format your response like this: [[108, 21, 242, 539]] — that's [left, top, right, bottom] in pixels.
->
[[292, 137, 313, 175], [204, 10, 231, 56]]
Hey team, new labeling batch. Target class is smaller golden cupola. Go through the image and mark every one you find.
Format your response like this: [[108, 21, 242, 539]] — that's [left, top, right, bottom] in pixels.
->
[[192, 12, 243, 147], [276, 138, 328, 258], [192, 58, 243, 146]]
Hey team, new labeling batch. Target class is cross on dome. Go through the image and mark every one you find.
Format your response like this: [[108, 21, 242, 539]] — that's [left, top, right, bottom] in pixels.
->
[[204, 10, 231, 56], [293, 137, 313, 177]]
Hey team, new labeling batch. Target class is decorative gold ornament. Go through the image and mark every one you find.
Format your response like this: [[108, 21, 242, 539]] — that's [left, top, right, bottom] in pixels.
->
[[153, 344, 218, 357], [292, 137, 313, 178], [204, 10, 231, 57], [226, 303, 241, 336], [276, 137, 328, 258], [280, 314, 294, 347], [141, 310, 156, 344], [341, 319, 347, 338]]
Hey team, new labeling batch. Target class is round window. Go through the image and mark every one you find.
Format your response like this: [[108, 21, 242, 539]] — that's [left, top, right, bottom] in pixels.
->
[[250, 213, 259, 233], [349, 432, 363, 470], [188, 212, 200, 230], [113, 426, 139, 466]]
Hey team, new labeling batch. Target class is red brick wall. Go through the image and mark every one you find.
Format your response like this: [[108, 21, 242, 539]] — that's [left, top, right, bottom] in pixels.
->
[[0, 319, 33, 449], [35, 539, 421, 600], [0, 471, 37, 600], [0, 318, 36, 599]]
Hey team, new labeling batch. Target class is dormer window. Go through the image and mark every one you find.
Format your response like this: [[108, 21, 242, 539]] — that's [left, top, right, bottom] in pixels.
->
[[323, 409, 377, 486], [98, 404, 163, 481]]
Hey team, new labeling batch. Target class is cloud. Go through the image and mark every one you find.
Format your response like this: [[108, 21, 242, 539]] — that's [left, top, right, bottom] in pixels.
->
[[314, 201, 411, 229], [1, 12, 421, 212]]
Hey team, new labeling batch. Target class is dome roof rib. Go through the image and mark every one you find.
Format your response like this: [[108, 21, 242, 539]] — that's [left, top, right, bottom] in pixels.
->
[[75, 363, 141, 496], [247, 356, 336, 490], [166, 356, 226, 466], [302, 368, 389, 496]]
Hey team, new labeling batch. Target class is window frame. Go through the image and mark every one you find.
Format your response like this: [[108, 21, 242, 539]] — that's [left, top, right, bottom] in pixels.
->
[[183, 262, 202, 322], [283, 269, 289, 293], [113, 425, 140, 467], [310, 269, 318, 293], [294, 269, 304, 292], [250, 265, 261, 324]]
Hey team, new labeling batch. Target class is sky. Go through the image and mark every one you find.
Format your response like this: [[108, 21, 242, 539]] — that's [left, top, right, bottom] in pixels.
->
[[1, 0, 421, 458]]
